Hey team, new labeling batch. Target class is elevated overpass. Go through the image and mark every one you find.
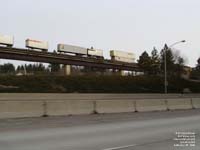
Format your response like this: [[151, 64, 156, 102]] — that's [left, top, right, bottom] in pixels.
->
[[0, 46, 139, 72]]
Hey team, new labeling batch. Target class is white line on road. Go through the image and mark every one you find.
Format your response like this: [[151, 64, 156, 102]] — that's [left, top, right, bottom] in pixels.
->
[[102, 144, 136, 150]]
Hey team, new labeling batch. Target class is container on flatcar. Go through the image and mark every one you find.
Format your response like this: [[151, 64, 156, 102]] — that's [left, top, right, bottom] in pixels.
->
[[87, 47, 103, 58], [57, 44, 87, 55], [110, 50, 135, 63], [110, 50, 135, 59], [0, 34, 14, 47], [26, 39, 48, 51]]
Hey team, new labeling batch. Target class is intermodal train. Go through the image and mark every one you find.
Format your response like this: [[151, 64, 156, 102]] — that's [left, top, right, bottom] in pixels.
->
[[0, 34, 135, 63]]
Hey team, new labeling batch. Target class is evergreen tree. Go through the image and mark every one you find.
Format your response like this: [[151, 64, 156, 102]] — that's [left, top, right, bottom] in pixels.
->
[[175, 56, 185, 77], [190, 57, 200, 80], [0, 63, 15, 74], [49, 63, 60, 72], [160, 44, 186, 77], [160, 44, 175, 75], [150, 47, 161, 75], [16, 63, 49, 75], [138, 51, 152, 75], [197, 57, 200, 70]]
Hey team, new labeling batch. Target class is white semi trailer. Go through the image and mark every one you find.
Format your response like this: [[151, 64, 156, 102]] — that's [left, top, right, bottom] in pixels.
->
[[87, 47, 103, 58], [57, 44, 104, 58], [110, 50, 135, 63], [0, 34, 14, 47], [57, 44, 87, 55], [26, 39, 48, 51], [110, 50, 135, 59]]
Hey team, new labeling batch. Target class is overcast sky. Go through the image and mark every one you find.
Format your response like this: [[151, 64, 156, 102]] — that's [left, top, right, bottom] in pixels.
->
[[0, 0, 200, 67]]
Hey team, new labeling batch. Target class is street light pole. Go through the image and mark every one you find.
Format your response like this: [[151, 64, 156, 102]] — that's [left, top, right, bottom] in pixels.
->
[[164, 40, 186, 94], [164, 44, 168, 94]]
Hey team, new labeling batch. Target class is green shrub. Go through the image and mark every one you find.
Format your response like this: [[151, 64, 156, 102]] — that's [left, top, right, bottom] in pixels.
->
[[0, 75, 200, 93]]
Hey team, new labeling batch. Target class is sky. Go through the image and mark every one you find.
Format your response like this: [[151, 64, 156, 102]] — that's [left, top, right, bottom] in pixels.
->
[[0, 0, 200, 67]]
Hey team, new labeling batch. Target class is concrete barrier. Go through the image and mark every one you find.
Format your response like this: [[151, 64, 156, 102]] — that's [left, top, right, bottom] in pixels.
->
[[0, 101, 43, 119], [68, 100, 94, 115], [136, 99, 167, 112], [0, 94, 199, 119], [192, 98, 200, 109], [96, 100, 135, 113], [46, 100, 94, 116], [46, 100, 69, 116], [167, 98, 193, 110]]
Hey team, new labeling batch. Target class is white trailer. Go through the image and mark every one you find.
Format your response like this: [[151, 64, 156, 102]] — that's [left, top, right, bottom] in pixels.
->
[[26, 39, 48, 51], [110, 50, 135, 59], [0, 34, 14, 47], [57, 44, 87, 55], [87, 47, 103, 58]]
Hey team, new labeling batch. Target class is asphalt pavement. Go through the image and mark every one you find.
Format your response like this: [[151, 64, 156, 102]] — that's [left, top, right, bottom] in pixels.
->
[[0, 109, 199, 150]]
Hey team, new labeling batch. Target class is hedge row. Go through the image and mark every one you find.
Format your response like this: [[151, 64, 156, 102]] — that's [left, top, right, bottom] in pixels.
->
[[0, 75, 199, 93]]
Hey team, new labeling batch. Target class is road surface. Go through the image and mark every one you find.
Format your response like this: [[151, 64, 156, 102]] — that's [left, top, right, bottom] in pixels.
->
[[0, 110, 199, 150]]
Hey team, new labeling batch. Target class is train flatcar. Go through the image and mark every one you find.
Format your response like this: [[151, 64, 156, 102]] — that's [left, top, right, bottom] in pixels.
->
[[0, 34, 14, 47], [26, 39, 48, 52]]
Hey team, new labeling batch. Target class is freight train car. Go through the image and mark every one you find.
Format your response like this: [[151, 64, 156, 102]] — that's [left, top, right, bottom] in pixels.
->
[[87, 47, 104, 58], [26, 39, 48, 52], [110, 50, 135, 59], [0, 34, 14, 47], [0, 33, 137, 64], [57, 44, 87, 55], [57, 44, 104, 59], [110, 50, 135, 63]]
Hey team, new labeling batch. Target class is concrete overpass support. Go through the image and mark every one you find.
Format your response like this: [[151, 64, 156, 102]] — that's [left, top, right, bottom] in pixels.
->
[[64, 65, 71, 76], [120, 70, 125, 76], [112, 69, 125, 76]]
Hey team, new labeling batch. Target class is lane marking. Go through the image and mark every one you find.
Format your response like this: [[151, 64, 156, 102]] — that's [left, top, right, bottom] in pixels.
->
[[103, 144, 136, 150]]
